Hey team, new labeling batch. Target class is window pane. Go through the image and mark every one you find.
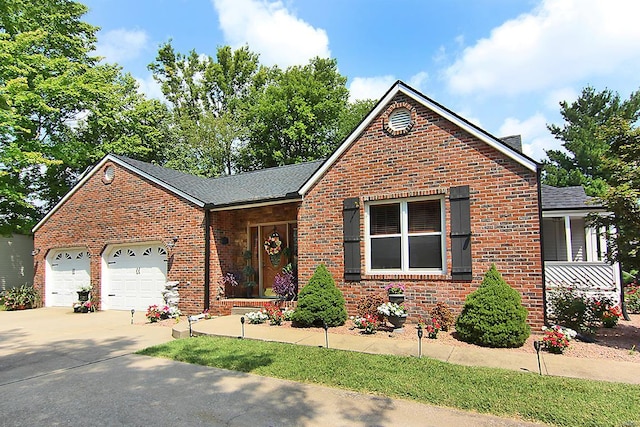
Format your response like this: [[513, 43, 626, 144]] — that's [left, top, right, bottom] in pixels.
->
[[371, 237, 401, 269], [409, 235, 442, 269], [370, 203, 400, 235], [408, 200, 441, 233]]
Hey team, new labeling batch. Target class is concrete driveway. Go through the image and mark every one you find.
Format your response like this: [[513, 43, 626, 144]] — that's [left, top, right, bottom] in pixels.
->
[[0, 308, 543, 426]]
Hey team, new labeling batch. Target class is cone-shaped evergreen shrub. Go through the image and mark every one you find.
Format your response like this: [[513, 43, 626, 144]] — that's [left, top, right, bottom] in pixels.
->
[[455, 264, 530, 348], [291, 264, 347, 327]]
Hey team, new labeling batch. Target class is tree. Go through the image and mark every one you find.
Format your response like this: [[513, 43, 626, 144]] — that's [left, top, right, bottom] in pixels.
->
[[239, 57, 349, 170], [0, 0, 172, 234], [336, 98, 377, 143], [543, 86, 640, 196], [589, 117, 640, 272], [150, 43, 265, 176]]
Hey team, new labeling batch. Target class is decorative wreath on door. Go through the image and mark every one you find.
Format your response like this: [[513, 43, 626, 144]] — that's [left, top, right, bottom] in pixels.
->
[[264, 230, 283, 266]]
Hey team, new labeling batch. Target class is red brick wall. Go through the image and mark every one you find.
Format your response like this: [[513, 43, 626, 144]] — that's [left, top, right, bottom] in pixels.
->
[[298, 94, 544, 327], [33, 160, 207, 314]]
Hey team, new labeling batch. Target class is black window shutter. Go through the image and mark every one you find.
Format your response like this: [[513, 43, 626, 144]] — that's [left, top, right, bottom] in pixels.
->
[[450, 186, 472, 281], [343, 197, 361, 281]]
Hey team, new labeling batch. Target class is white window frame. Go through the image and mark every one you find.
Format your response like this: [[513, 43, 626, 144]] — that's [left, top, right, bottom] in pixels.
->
[[365, 196, 446, 274]]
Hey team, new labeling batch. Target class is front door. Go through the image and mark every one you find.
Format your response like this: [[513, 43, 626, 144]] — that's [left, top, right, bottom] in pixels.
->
[[260, 223, 292, 296]]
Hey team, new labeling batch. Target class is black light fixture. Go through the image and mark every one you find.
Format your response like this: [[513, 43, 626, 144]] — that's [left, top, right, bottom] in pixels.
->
[[240, 316, 245, 339], [417, 324, 423, 358], [167, 236, 179, 249], [130, 308, 135, 325], [533, 340, 542, 375], [323, 320, 329, 348]]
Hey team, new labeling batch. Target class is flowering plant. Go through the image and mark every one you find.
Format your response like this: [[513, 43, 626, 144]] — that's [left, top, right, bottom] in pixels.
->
[[352, 314, 378, 334], [377, 302, 407, 317], [425, 318, 441, 339], [541, 325, 576, 354], [146, 305, 163, 322], [384, 283, 405, 294], [625, 281, 640, 313], [246, 310, 269, 324], [78, 284, 92, 292], [146, 304, 181, 322], [220, 272, 239, 287], [264, 233, 282, 256], [282, 307, 295, 321], [273, 270, 297, 301], [264, 303, 284, 325], [602, 305, 622, 328]]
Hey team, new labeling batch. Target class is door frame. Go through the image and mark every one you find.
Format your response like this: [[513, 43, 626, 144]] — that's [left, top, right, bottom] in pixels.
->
[[247, 220, 297, 297]]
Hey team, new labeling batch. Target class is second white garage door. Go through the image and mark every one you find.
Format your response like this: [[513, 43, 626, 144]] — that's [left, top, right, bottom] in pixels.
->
[[103, 244, 168, 311]]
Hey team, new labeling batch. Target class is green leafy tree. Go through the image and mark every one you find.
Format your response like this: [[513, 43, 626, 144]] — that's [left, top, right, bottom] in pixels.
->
[[336, 98, 377, 143], [150, 43, 265, 175], [239, 57, 349, 170], [588, 117, 640, 272], [0, 0, 171, 234], [543, 86, 640, 196]]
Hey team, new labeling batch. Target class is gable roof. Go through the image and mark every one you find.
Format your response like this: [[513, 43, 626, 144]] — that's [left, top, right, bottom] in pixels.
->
[[541, 184, 603, 211], [33, 154, 322, 232], [299, 80, 539, 195]]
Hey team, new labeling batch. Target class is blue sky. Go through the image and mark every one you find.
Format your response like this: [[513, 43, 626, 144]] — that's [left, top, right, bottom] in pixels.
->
[[82, 0, 640, 161]]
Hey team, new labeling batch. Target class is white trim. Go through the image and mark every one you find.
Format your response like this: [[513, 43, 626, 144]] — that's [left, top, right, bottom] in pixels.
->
[[210, 198, 301, 212], [33, 155, 205, 232], [299, 82, 538, 196]]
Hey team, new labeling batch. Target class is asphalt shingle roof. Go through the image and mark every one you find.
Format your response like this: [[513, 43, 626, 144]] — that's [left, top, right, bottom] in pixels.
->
[[541, 184, 602, 211], [112, 155, 323, 207]]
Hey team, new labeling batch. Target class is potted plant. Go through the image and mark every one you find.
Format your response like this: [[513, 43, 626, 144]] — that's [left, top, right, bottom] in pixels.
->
[[77, 284, 92, 302], [273, 264, 297, 301], [384, 283, 405, 303], [243, 265, 256, 298], [4, 284, 39, 310], [220, 272, 239, 298], [377, 302, 408, 329]]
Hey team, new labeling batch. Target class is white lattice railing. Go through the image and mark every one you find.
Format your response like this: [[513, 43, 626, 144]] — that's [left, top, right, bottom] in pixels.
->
[[544, 261, 621, 308]]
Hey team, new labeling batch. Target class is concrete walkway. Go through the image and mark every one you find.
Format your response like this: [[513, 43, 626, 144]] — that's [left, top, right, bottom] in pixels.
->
[[180, 315, 640, 385]]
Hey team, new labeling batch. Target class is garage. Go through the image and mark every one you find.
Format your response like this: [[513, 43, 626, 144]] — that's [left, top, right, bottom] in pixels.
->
[[102, 243, 168, 311], [46, 248, 91, 307]]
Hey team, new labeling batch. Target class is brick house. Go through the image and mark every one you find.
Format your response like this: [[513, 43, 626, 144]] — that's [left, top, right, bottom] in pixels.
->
[[33, 81, 548, 326]]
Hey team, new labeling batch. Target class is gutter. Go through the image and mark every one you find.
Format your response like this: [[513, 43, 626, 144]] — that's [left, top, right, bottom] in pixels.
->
[[203, 205, 212, 311]]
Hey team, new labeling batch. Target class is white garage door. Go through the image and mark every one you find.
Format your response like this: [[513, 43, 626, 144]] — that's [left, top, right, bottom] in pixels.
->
[[104, 244, 168, 311], [47, 248, 91, 307]]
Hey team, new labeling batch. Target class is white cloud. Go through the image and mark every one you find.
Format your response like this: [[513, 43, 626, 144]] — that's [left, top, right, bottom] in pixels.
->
[[445, 0, 640, 96], [498, 113, 558, 161], [408, 72, 429, 93], [545, 87, 579, 110], [135, 74, 165, 102], [94, 29, 149, 63], [212, 0, 330, 67], [348, 75, 396, 102]]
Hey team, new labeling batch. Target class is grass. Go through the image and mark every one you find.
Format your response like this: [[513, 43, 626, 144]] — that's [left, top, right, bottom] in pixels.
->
[[138, 336, 640, 427]]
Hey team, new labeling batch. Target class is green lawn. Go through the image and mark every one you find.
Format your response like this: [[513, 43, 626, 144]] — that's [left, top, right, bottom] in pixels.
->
[[138, 336, 640, 427]]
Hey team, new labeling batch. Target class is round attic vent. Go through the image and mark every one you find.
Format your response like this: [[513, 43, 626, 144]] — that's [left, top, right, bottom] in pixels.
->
[[103, 165, 115, 184], [388, 107, 412, 131]]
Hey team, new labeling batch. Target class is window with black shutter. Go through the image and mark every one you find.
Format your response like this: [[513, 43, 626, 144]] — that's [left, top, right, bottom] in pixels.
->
[[366, 197, 445, 273]]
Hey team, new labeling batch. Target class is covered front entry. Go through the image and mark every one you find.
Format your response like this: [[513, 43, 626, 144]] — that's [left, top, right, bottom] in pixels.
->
[[102, 243, 168, 311], [46, 248, 91, 307], [248, 222, 297, 297]]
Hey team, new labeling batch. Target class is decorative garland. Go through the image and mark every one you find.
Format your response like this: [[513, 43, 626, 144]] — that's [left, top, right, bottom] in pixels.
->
[[264, 232, 283, 256]]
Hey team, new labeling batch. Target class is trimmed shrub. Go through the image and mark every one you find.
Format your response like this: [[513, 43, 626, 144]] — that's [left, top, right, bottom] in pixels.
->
[[455, 265, 530, 348], [356, 293, 386, 321], [291, 264, 347, 327], [430, 302, 454, 332]]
